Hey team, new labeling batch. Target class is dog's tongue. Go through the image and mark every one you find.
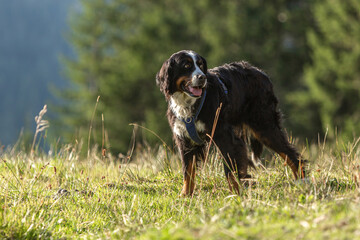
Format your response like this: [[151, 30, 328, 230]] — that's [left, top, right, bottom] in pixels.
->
[[188, 86, 202, 97]]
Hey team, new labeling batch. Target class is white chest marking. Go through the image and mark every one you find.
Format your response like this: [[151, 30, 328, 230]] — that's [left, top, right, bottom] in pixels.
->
[[170, 91, 206, 139], [170, 92, 196, 119]]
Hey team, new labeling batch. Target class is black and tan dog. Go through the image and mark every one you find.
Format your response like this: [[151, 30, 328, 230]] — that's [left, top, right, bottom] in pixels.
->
[[156, 50, 306, 196]]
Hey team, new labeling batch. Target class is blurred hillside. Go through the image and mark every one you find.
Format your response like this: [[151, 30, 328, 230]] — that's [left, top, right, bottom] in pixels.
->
[[0, 0, 75, 145]]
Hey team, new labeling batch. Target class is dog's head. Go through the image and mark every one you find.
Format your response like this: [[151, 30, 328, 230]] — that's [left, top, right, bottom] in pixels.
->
[[156, 50, 207, 100]]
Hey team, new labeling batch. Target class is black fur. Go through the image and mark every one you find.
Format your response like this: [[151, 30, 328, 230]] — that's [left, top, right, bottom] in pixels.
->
[[156, 50, 306, 196]]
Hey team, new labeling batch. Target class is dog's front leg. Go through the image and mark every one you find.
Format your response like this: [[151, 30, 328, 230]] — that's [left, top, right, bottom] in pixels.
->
[[178, 145, 204, 197], [180, 155, 196, 197]]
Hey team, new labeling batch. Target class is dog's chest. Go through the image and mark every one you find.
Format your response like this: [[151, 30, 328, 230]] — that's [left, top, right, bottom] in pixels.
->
[[173, 119, 206, 139], [169, 93, 207, 139]]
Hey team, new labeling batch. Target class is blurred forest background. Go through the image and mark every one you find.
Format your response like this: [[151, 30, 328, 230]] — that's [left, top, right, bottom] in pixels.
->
[[0, 0, 359, 154]]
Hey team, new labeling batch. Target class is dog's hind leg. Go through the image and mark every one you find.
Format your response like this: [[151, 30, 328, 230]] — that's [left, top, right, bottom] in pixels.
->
[[214, 125, 252, 194], [251, 126, 306, 179], [250, 137, 263, 163]]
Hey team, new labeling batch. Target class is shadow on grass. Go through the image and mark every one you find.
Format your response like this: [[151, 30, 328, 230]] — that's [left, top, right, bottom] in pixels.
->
[[326, 178, 357, 191], [0, 224, 52, 239]]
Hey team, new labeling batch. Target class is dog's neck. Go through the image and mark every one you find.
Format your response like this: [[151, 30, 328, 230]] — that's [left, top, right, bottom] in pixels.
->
[[170, 92, 198, 120]]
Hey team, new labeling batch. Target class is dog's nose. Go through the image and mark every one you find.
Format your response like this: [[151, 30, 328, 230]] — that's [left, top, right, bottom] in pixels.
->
[[196, 74, 206, 81], [192, 74, 207, 87]]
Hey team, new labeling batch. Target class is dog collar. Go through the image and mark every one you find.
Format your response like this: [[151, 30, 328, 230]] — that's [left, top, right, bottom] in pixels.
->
[[181, 89, 207, 145]]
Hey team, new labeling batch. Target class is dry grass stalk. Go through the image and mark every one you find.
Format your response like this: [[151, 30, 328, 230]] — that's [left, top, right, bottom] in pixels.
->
[[88, 96, 100, 158], [204, 103, 222, 163], [31, 105, 50, 154]]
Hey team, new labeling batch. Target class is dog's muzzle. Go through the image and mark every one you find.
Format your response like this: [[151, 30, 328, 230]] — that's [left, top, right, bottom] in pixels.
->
[[182, 74, 207, 98]]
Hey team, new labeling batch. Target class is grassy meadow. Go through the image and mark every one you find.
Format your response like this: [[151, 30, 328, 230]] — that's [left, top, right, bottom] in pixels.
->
[[1, 134, 360, 239]]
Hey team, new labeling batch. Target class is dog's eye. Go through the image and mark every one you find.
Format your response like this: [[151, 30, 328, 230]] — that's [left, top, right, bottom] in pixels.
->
[[184, 63, 191, 69]]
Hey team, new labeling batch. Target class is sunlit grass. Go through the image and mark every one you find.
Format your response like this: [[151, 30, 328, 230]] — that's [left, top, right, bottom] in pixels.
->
[[0, 136, 360, 239]]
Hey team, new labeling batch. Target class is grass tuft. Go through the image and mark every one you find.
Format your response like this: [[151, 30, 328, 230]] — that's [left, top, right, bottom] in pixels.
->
[[1, 135, 360, 239]]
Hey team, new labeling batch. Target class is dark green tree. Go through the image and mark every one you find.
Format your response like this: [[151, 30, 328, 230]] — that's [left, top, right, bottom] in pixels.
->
[[195, 0, 313, 139], [62, 0, 313, 154], [289, 0, 360, 140]]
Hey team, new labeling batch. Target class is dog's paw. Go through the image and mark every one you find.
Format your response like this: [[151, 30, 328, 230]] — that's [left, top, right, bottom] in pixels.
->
[[179, 190, 193, 197], [295, 177, 311, 185]]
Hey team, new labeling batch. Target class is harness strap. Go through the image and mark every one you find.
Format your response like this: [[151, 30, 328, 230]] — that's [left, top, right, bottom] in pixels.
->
[[216, 75, 228, 94], [180, 76, 228, 145], [182, 89, 207, 145]]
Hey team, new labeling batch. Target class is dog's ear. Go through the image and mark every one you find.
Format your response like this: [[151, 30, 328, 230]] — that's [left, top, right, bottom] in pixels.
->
[[156, 58, 174, 98], [200, 55, 208, 74]]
